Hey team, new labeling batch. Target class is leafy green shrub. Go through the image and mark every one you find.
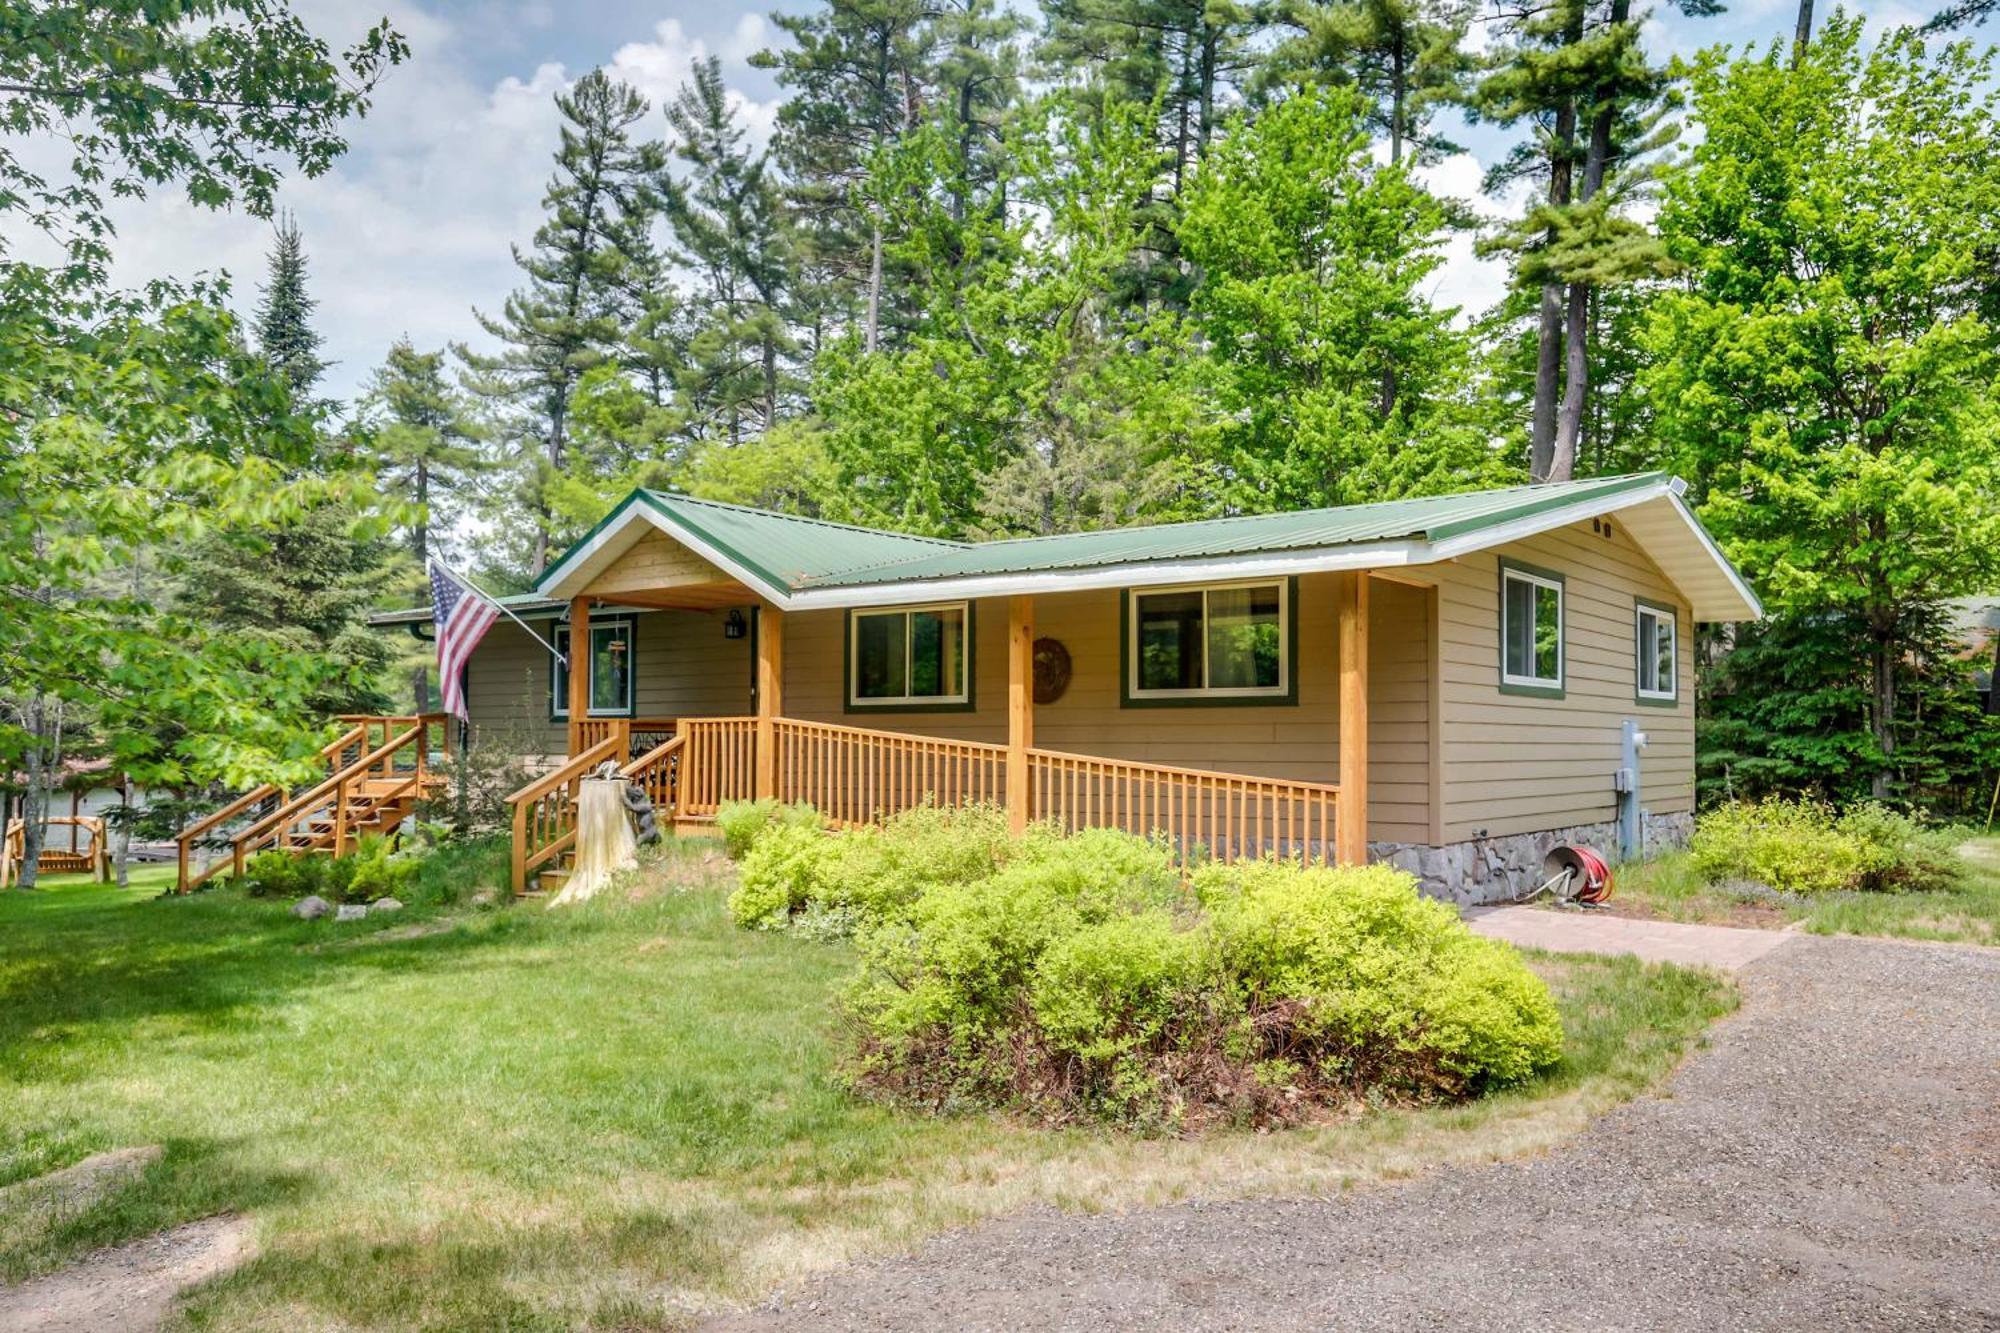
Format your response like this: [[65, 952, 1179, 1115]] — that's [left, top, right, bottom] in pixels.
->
[[728, 822, 829, 928], [842, 831, 1562, 1130], [1835, 803, 1967, 893], [1195, 859, 1564, 1092], [1690, 798, 1966, 894], [1689, 798, 1867, 894], [715, 799, 822, 859], [341, 834, 420, 903]]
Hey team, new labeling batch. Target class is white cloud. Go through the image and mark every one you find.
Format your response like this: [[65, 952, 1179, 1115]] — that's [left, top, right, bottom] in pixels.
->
[[27, 7, 775, 403]]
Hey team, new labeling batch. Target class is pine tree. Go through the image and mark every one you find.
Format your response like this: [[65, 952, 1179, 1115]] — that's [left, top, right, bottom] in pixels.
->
[[254, 211, 327, 400], [361, 338, 486, 567], [660, 57, 796, 446], [756, 0, 946, 354], [463, 69, 662, 570], [1260, 0, 1475, 168]]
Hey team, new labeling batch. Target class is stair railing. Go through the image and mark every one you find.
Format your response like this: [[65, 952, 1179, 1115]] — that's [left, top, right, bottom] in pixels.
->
[[175, 723, 368, 892], [223, 725, 428, 881], [506, 733, 621, 895]]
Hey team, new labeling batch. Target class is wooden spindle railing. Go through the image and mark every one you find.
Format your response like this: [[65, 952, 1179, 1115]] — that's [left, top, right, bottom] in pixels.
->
[[772, 717, 1007, 826], [1027, 749, 1338, 865], [674, 717, 759, 819], [567, 717, 678, 762], [507, 733, 622, 894]]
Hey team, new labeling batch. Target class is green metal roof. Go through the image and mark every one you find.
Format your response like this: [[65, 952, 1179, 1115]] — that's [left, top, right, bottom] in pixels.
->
[[633, 491, 964, 589], [787, 472, 1668, 589]]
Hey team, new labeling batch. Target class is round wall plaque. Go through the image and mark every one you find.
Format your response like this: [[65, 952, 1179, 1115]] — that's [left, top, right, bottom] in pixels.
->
[[1032, 637, 1072, 705]]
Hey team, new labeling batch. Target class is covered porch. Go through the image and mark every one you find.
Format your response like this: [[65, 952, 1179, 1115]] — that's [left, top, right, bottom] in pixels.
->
[[507, 572, 1385, 894]]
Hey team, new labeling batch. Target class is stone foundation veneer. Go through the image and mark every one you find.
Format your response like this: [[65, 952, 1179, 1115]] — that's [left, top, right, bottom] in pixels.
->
[[1370, 810, 1696, 907]]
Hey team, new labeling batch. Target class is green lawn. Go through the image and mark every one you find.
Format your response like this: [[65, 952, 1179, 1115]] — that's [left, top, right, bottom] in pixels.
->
[[1, 843, 1733, 1332], [1613, 835, 2000, 945]]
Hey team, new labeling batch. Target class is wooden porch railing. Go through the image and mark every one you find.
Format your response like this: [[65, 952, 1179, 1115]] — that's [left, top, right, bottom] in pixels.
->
[[568, 717, 678, 763], [675, 716, 758, 819], [506, 714, 1344, 894], [773, 717, 1007, 826], [1026, 749, 1338, 864], [507, 733, 621, 895]]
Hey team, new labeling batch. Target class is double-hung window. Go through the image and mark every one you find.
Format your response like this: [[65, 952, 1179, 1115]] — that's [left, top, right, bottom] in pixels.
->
[[551, 615, 637, 717], [848, 603, 971, 709], [1125, 579, 1291, 704], [1635, 600, 1678, 704], [1499, 561, 1564, 696]]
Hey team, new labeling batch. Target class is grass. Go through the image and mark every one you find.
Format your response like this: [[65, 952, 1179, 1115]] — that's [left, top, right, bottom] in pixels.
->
[[0, 841, 1734, 1332], [1613, 835, 2000, 946]]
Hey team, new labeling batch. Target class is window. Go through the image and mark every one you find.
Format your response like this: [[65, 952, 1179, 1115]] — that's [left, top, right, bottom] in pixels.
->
[[1125, 579, 1291, 704], [551, 616, 636, 717], [1499, 562, 1564, 696], [848, 603, 971, 709], [1636, 601, 1678, 704]]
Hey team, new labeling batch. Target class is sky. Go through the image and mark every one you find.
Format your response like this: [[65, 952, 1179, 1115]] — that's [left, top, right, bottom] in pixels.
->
[[63, 0, 1952, 404]]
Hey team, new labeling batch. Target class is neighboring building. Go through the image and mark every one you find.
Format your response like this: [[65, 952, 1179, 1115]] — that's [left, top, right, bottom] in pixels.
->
[[373, 472, 1762, 902]]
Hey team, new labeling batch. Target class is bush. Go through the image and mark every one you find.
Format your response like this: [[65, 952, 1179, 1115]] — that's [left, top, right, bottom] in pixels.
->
[[1195, 859, 1564, 1092], [715, 799, 823, 859], [728, 822, 829, 928], [1690, 798, 1966, 894], [839, 831, 1562, 1130]]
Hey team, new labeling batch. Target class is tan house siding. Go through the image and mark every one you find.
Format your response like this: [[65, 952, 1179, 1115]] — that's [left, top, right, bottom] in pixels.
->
[[465, 608, 752, 757], [582, 530, 730, 598], [777, 575, 1434, 844], [1433, 518, 1696, 843]]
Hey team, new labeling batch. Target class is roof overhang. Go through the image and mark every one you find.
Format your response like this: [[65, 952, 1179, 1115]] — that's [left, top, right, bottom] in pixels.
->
[[525, 475, 1762, 623]]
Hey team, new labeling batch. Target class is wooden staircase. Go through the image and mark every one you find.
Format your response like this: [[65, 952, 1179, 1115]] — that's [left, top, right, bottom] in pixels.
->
[[176, 715, 450, 892]]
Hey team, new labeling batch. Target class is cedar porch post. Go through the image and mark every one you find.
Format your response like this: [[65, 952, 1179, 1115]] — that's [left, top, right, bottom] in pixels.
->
[[755, 603, 784, 799], [1336, 572, 1370, 865], [1007, 595, 1034, 834], [567, 596, 592, 756]]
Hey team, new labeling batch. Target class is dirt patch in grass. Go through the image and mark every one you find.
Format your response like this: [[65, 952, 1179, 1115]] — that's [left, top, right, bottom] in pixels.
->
[[0, 1215, 253, 1333]]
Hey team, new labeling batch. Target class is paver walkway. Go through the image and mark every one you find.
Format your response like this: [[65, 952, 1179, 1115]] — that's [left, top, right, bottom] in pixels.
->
[[1463, 903, 1794, 969], [707, 935, 2000, 1332]]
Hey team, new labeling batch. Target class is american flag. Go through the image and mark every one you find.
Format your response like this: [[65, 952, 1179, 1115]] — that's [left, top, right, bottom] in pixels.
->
[[429, 560, 501, 721]]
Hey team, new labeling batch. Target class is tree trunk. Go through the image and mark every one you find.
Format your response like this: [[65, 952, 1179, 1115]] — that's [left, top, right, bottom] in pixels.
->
[[865, 213, 883, 355], [1869, 629, 1896, 801], [16, 695, 58, 891], [1793, 0, 1814, 65], [1389, 37, 1407, 167], [1552, 283, 1588, 481], [112, 782, 131, 889], [411, 663, 431, 714], [1531, 96, 1578, 481], [413, 458, 430, 567]]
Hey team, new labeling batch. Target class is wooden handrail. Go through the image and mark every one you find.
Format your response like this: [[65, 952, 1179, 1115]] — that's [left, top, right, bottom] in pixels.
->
[[1026, 746, 1339, 865], [174, 722, 373, 891], [772, 716, 1006, 826], [233, 726, 425, 854], [508, 734, 622, 894]]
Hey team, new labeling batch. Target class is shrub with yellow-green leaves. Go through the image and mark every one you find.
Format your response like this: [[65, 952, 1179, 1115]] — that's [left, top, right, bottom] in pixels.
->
[[721, 803, 1563, 1129], [1690, 797, 1965, 895]]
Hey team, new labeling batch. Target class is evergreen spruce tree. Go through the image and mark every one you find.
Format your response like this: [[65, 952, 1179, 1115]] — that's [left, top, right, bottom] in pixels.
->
[[463, 69, 662, 571], [254, 211, 328, 400]]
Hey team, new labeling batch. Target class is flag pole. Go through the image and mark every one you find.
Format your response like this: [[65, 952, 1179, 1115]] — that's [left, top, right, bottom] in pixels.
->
[[436, 558, 568, 667]]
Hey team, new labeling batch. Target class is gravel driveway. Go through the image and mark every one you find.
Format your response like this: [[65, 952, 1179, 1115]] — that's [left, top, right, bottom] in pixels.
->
[[709, 936, 2000, 1332]]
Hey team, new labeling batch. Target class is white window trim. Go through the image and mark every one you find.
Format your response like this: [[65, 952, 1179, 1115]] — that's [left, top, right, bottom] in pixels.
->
[[550, 615, 637, 719], [1636, 603, 1678, 701], [847, 601, 971, 707], [1500, 566, 1565, 691], [1126, 578, 1291, 701]]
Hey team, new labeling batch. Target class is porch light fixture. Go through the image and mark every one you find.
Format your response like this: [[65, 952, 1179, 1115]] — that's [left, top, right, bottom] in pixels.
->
[[724, 609, 748, 640]]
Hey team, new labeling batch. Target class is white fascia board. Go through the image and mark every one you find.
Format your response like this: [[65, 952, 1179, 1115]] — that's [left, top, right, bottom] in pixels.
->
[[538, 499, 795, 606], [1425, 482, 1674, 562], [782, 540, 1430, 610]]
